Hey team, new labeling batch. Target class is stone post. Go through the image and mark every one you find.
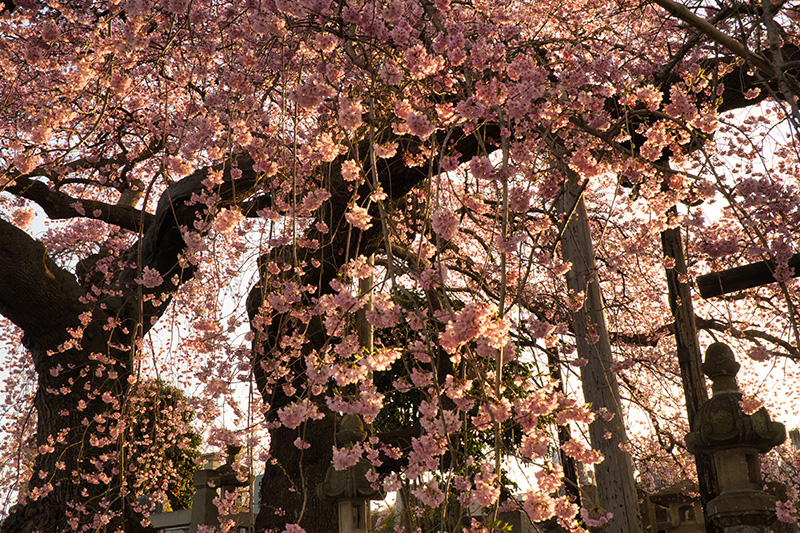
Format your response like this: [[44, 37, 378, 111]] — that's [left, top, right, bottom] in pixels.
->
[[189, 445, 249, 533], [190, 456, 221, 533], [685, 343, 786, 533]]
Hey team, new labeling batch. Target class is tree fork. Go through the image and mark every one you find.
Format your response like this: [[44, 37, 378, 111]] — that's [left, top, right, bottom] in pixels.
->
[[0, 163, 263, 532]]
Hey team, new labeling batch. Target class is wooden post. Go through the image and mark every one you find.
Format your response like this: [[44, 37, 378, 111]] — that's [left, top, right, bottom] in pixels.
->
[[560, 171, 643, 533], [661, 224, 721, 533]]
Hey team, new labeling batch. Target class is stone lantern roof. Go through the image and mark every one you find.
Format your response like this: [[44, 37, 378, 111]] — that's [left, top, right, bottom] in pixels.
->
[[650, 480, 699, 506], [685, 343, 785, 455]]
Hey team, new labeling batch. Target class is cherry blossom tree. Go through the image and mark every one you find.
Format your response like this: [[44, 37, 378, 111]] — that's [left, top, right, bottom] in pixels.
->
[[0, 0, 799, 532]]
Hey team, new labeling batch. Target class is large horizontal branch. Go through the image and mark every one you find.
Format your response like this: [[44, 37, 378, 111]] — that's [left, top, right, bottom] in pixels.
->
[[2, 176, 154, 234], [0, 153, 268, 357], [1, 135, 166, 233]]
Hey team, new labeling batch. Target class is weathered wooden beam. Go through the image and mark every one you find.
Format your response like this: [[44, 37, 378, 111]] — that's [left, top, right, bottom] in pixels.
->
[[561, 169, 643, 533], [697, 254, 800, 298], [662, 225, 720, 533]]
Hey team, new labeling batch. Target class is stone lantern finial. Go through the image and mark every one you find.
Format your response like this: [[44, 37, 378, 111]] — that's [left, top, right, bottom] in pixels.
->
[[337, 413, 368, 446], [685, 343, 786, 532], [701, 343, 740, 393]]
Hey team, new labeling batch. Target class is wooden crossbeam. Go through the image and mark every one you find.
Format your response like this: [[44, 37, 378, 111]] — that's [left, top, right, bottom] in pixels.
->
[[696, 254, 800, 298]]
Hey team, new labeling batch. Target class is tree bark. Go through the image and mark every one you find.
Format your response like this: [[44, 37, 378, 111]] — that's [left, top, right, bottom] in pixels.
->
[[560, 171, 643, 533], [0, 218, 151, 533], [246, 131, 481, 533], [254, 419, 338, 532]]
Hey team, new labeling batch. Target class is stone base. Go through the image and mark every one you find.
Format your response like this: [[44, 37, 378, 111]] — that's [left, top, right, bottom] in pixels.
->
[[708, 490, 776, 531]]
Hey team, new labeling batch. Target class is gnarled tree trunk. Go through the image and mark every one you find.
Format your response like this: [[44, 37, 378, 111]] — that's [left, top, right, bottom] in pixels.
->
[[0, 162, 262, 532]]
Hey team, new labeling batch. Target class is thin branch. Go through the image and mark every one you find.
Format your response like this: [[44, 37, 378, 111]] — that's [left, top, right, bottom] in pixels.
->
[[697, 316, 800, 360], [652, 0, 776, 76]]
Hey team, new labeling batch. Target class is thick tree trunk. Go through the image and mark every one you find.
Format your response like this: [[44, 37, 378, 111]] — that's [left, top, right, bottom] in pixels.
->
[[1, 348, 150, 533], [661, 225, 720, 533], [249, 293, 340, 533], [0, 219, 150, 533], [0, 166, 261, 532], [255, 420, 338, 532], [245, 134, 458, 533], [560, 173, 643, 533]]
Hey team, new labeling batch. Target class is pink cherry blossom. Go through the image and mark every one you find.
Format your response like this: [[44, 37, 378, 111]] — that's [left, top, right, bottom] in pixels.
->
[[412, 479, 445, 507], [345, 205, 372, 231], [523, 491, 556, 522], [431, 209, 460, 240], [405, 112, 435, 140], [277, 399, 324, 429], [341, 159, 361, 182], [580, 506, 614, 527], [11, 208, 34, 229], [332, 443, 364, 470], [135, 266, 163, 288], [214, 208, 244, 234]]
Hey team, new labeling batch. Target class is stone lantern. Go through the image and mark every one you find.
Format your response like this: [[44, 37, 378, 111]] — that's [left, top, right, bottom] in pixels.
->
[[318, 414, 383, 533], [650, 480, 705, 533], [685, 343, 786, 533]]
